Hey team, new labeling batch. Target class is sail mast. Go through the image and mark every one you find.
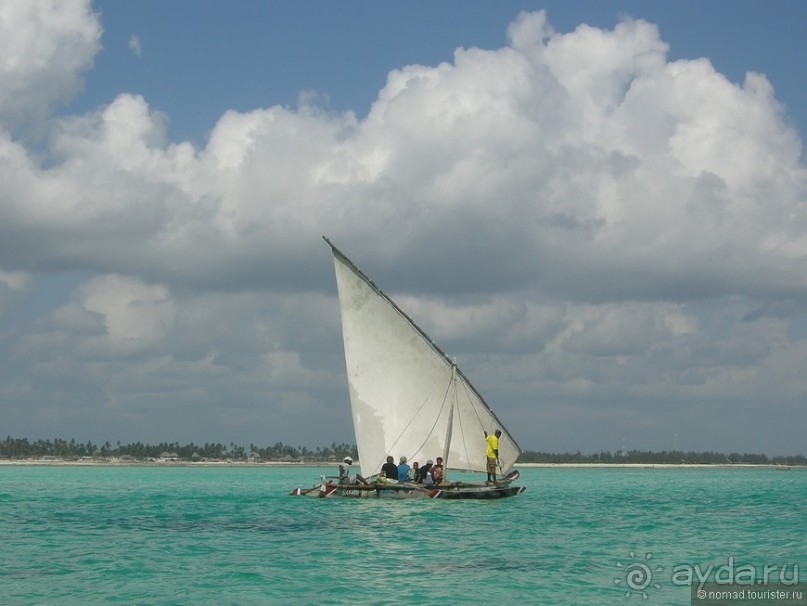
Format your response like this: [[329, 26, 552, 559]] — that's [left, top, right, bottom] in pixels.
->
[[441, 359, 458, 481]]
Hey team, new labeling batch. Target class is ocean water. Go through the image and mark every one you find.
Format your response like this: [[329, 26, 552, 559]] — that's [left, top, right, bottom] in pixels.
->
[[1, 465, 804, 605]]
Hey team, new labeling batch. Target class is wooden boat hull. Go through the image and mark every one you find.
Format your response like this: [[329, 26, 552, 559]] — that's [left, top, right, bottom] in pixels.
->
[[432, 485, 526, 499], [290, 481, 526, 499]]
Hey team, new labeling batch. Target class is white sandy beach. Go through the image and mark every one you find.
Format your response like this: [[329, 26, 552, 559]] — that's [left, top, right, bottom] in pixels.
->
[[0, 459, 800, 469]]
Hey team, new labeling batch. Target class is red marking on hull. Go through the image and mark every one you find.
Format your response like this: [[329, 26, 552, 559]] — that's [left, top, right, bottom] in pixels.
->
[[318, 483, 338, 498]]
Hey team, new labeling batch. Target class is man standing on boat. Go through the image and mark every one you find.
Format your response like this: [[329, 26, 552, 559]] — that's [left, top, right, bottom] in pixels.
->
[[485, 430, 502, 483]]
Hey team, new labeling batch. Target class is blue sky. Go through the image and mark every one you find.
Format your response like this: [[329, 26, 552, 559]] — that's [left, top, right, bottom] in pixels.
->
[[77, 1, 807, 143], [1, 0, 806, 456]]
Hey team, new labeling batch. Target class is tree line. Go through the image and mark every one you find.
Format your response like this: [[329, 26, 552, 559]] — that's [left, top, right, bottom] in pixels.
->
[[0, 436, 357, 462], [519, 449, 806, 466], [1, 436, 803, 465]]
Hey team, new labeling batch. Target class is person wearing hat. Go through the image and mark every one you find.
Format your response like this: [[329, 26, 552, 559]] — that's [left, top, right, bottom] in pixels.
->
[[338, 456, 353, 484], [416, 459, 433, 483], [396, 456, 410, 482]]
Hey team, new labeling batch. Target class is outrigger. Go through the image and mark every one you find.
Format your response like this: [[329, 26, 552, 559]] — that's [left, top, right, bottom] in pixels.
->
[[291, 470, 525, 499]]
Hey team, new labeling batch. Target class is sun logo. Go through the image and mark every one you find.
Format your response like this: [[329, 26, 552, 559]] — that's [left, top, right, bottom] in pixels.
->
[[615, 551, 663, 599]]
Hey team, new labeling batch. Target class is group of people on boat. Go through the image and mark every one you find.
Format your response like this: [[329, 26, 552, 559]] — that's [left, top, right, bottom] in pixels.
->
[[336, 428, 503, 486], [337, 454, 445, 485], [378, 455, 444, 485]]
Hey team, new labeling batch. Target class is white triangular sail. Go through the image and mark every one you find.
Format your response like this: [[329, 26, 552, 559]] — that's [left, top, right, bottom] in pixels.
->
[[325, 238, 522, 478]]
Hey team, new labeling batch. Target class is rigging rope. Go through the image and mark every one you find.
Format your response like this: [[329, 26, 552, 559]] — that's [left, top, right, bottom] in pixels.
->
[[375, 379, 450, 472]]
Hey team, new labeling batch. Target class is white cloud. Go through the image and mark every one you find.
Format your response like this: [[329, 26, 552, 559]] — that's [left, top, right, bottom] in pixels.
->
[[77, 275, 175, 348], [0, 6, 805, 452], [0, 0, 100, 131], [3, 10, 803, 298]]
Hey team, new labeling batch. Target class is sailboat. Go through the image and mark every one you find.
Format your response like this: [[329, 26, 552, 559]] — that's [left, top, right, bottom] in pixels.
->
[[290, 238, 526, 499]]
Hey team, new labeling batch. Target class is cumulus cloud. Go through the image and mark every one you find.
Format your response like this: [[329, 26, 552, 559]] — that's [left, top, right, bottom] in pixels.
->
[[3, 10, 804, 298], [0, 5, 805, 452], [0, 0, 100, 132]]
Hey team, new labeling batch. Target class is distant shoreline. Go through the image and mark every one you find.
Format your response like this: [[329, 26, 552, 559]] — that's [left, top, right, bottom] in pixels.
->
[[0, 459, 328, 467], [516, 462, 803, 469], [0, 460, 802, 469]]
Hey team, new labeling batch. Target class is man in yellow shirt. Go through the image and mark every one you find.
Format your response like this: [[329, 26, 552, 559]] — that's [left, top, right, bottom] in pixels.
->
[[485, 429, 502, 483]]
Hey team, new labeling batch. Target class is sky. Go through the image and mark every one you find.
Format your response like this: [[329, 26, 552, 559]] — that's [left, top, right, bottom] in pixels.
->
[[1, 0, 806, 456]]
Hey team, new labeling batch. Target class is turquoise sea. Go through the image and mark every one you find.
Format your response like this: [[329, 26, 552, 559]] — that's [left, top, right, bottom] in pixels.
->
[[1, 465, 805, 605]]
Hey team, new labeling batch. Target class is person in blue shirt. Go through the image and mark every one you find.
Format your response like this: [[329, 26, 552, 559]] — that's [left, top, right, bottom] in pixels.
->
[[397, 456, 411, 482]]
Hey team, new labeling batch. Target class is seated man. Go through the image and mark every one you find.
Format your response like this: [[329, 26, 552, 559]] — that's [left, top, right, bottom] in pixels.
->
[[380, 455, 398, 482], [397, 456, 411, 482], [430, 457, 444, 484], [416, 459, 433, 483]]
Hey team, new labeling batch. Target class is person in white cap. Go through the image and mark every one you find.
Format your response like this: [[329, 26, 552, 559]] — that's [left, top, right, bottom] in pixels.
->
[[396, 456, 410, 482], [338, 456, 353, 484], [416, 459, 433, 483]]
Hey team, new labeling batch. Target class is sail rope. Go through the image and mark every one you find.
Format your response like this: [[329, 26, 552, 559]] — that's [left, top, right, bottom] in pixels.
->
[[452, 390, 473, 470], [456, 372, 518, 472], [457, 374, 489, 466], [375, 379, 451, 472], [458, 373, 488, 429], [409, 377, 453, 462]]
